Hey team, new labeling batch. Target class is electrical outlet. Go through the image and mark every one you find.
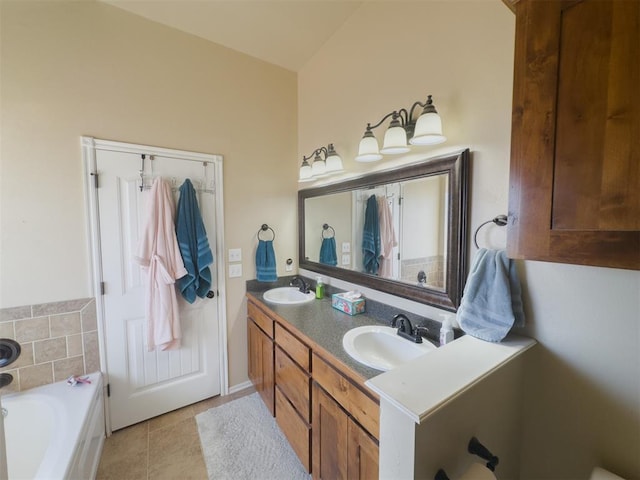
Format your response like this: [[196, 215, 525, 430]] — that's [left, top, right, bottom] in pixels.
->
[[342, 242, 351, 253], [228, 248, 242, 263], [229, 264, 242, 278], [285, 263, 293, 272], [341, 254, 351, 266]]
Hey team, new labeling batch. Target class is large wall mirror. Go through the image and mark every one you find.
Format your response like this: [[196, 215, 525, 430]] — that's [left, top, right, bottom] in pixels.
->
[[298, 149, 469, 311]]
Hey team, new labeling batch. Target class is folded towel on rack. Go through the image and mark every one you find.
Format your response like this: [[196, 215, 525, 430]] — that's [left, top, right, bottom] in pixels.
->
[[134, 177, 188, 351], [377, 195, 397, 278], [176, 179, 214, 303], [457, 248, 525, 342], [319, 237, 338, 266], [256, 239, 277, 282], [362, 194, 380, 275]]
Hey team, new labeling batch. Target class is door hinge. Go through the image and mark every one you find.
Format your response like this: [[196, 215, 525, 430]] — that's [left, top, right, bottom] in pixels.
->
[[107, 383, 111, 397], [100, 282, 105, 295], [90, 172, 99, 188]]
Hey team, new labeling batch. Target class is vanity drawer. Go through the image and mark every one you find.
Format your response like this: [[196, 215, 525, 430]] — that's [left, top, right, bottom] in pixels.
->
[[275, 346, 311, 422], [312, 353, 379, 439], [248, 300, 274, 338], [275, 322, 310, 372], [276, 386, 311, 472]]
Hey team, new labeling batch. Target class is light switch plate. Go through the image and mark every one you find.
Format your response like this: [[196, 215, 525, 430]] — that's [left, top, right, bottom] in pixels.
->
[[341, 254, 351, 266], [341, 242, 351, 253], [229, 264, 242, 278], [228, 248, 242, 262]]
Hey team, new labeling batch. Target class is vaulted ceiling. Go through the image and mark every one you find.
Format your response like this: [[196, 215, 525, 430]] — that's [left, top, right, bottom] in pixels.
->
[[100, 1, 365, 72]]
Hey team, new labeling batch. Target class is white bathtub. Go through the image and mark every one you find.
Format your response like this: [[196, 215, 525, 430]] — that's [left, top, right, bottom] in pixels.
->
[[2, 372, 105, 479]]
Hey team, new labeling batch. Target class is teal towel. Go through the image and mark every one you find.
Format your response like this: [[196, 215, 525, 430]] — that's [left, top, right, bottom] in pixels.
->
[[176, 179, 214, 303], [457, 249, 526, 342], [362, 195, 380, 274], [256, 239, 277, 282], [319, 237, 338, 266]]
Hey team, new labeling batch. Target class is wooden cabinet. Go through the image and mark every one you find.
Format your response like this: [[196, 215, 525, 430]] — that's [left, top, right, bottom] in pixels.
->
[[508, 0, 640, 270], [246, 296, 380, 477], [247, 302, 274, 415], [312, 382, 379, 480], [274, 324, 312, 472]]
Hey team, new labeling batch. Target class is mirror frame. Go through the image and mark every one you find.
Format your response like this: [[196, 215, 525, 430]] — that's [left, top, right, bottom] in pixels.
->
[[298, 149, 469, 311]]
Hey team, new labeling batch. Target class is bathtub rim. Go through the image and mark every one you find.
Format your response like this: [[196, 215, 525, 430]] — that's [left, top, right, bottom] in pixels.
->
[[2, 371, 103, 479]]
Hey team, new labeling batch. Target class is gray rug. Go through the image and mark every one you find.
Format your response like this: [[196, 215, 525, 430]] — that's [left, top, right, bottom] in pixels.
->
[[196, 393, 311, 480]]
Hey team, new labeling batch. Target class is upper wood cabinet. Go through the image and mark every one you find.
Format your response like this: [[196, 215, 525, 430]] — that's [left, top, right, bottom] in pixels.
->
[[508, 0, 639, 270]]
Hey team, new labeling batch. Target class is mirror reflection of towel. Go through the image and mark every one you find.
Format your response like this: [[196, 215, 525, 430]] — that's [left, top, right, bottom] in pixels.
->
[[256, 239, 277, 282], [362, 194, 380, 274], [319, 237, 338, 266], [458, 249, 525, 342]]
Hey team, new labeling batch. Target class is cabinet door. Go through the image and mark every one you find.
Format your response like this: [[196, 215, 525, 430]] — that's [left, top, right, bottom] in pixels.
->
[[347, 418, 379, 480], [509, 0, 640, 269], [247, 319, 274, 415], [312, 382, 348, 480]]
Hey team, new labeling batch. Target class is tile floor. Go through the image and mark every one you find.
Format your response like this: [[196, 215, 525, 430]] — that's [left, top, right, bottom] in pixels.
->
[[96, 386, 255, 479]]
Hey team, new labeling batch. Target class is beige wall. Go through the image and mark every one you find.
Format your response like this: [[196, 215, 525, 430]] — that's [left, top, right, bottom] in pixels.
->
[[298, 2, 639, 479], [0, 1, 298, 388]]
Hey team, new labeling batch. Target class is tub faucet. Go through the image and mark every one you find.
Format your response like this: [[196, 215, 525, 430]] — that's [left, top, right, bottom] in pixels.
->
[[289, 276, 309, 293], [391, 314, 423, 344]]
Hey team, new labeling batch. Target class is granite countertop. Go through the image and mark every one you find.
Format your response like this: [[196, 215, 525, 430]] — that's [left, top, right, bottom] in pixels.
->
[[247, 288, 388, 382], [247, 277, 536, 423]]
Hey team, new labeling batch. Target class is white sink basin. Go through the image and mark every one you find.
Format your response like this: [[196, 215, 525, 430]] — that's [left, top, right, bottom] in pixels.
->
[[263, 287, 316, 305], [342, 325, 436, 371]]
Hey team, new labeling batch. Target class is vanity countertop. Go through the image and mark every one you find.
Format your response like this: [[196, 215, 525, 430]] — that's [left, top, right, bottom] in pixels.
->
[[246, 290, 387, 383], [247, 285, 536, 423]]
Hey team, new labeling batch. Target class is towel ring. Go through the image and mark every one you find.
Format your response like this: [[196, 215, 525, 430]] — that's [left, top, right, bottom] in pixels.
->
[[258, 224, 276, 241], [321, 223, 335, 239], [473, 214, 507, 249]]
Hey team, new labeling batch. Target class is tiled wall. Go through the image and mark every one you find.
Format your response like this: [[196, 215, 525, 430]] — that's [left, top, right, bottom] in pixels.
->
[[0, 298, 100, 392], [401, 255, 445, 289]]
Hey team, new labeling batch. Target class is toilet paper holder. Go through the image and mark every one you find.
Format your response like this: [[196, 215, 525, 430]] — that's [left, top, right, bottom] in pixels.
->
[[435, 437, 500, 480]]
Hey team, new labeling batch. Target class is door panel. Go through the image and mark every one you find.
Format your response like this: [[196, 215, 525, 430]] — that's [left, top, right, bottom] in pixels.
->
[[96, 147, 222, 430]]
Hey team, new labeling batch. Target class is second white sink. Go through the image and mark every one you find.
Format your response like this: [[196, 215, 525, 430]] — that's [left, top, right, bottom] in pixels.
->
[[342, 325, 436, 371], [263, 287, 316, 305]]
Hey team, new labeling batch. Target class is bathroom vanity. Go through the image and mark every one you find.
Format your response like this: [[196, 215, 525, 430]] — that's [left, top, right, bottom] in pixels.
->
[[246, 288, 535, 479]]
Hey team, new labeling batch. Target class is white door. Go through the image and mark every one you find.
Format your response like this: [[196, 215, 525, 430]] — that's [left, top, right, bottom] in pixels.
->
[[87, 140, 225, 431]]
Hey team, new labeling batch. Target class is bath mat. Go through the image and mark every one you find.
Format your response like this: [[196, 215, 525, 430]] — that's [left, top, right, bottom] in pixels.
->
[[196, 393, 310, 480]]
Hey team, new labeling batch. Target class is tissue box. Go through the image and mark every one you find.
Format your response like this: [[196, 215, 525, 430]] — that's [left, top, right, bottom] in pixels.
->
[[331, 293, 365, 316]]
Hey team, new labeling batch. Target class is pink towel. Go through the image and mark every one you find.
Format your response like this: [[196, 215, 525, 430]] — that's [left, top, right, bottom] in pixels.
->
[[377, 195, 397, 278], [134, 178, 188, 351]]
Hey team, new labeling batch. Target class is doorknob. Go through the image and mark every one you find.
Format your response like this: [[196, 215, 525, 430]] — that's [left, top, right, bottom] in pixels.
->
[[206, 291, 215, 299]]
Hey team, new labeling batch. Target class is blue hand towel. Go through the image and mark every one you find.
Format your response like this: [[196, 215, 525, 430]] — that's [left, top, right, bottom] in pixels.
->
[[319, 237, 338, 266], [176, 179, 214, 303], [256, 239, 277, 282], [457, 249, 526, 342], [362, 194, 380, 274]]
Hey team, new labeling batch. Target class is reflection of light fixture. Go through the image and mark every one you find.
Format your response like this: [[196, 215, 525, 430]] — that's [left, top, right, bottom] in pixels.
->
[[299, 143, 343, 182], [356, 95, 446, 162]]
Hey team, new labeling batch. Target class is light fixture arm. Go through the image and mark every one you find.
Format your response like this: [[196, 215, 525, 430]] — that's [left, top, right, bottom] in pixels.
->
[[303, 146, 329, 162], [366, 110, 402, 132]]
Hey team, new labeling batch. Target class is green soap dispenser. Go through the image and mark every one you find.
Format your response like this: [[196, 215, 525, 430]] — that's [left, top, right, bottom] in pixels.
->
[[315, 276, 325, 299]]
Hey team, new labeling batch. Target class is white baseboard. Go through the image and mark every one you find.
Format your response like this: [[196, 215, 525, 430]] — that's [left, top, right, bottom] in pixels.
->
[[228, 380, 252, 395]]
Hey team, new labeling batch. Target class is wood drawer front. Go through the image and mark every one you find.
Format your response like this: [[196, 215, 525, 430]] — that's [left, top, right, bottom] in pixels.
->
[[248, 301, 273, 338], [312, 353, 379, 439], [276, 386, 311, 472], [275, 346, 311, 422], [275, 323, 310, 372]]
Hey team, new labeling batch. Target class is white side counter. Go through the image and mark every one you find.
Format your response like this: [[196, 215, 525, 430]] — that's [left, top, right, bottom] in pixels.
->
[[366, 334, 536, 479]]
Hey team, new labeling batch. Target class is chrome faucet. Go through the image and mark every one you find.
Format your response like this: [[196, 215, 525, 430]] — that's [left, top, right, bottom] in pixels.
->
[[289, 276, 310, 293], [391, 314, 424, 343]]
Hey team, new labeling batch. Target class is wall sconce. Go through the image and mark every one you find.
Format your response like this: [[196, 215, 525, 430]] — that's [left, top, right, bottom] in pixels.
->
[[299, 143, 343, 182], [355, 95, 446, 162]]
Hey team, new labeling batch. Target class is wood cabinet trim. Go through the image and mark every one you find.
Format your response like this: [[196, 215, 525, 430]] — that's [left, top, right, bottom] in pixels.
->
[[312, 353, 380, 440]]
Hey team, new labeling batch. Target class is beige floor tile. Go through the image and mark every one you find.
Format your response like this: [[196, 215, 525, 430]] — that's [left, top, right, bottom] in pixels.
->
[[98, 388, 255, 480], [148, 417, 208, 479]]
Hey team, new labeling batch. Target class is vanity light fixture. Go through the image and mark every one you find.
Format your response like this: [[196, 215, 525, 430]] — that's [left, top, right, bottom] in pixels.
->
[[355, 95, 446, 162], [299, 144, 343, 182]]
